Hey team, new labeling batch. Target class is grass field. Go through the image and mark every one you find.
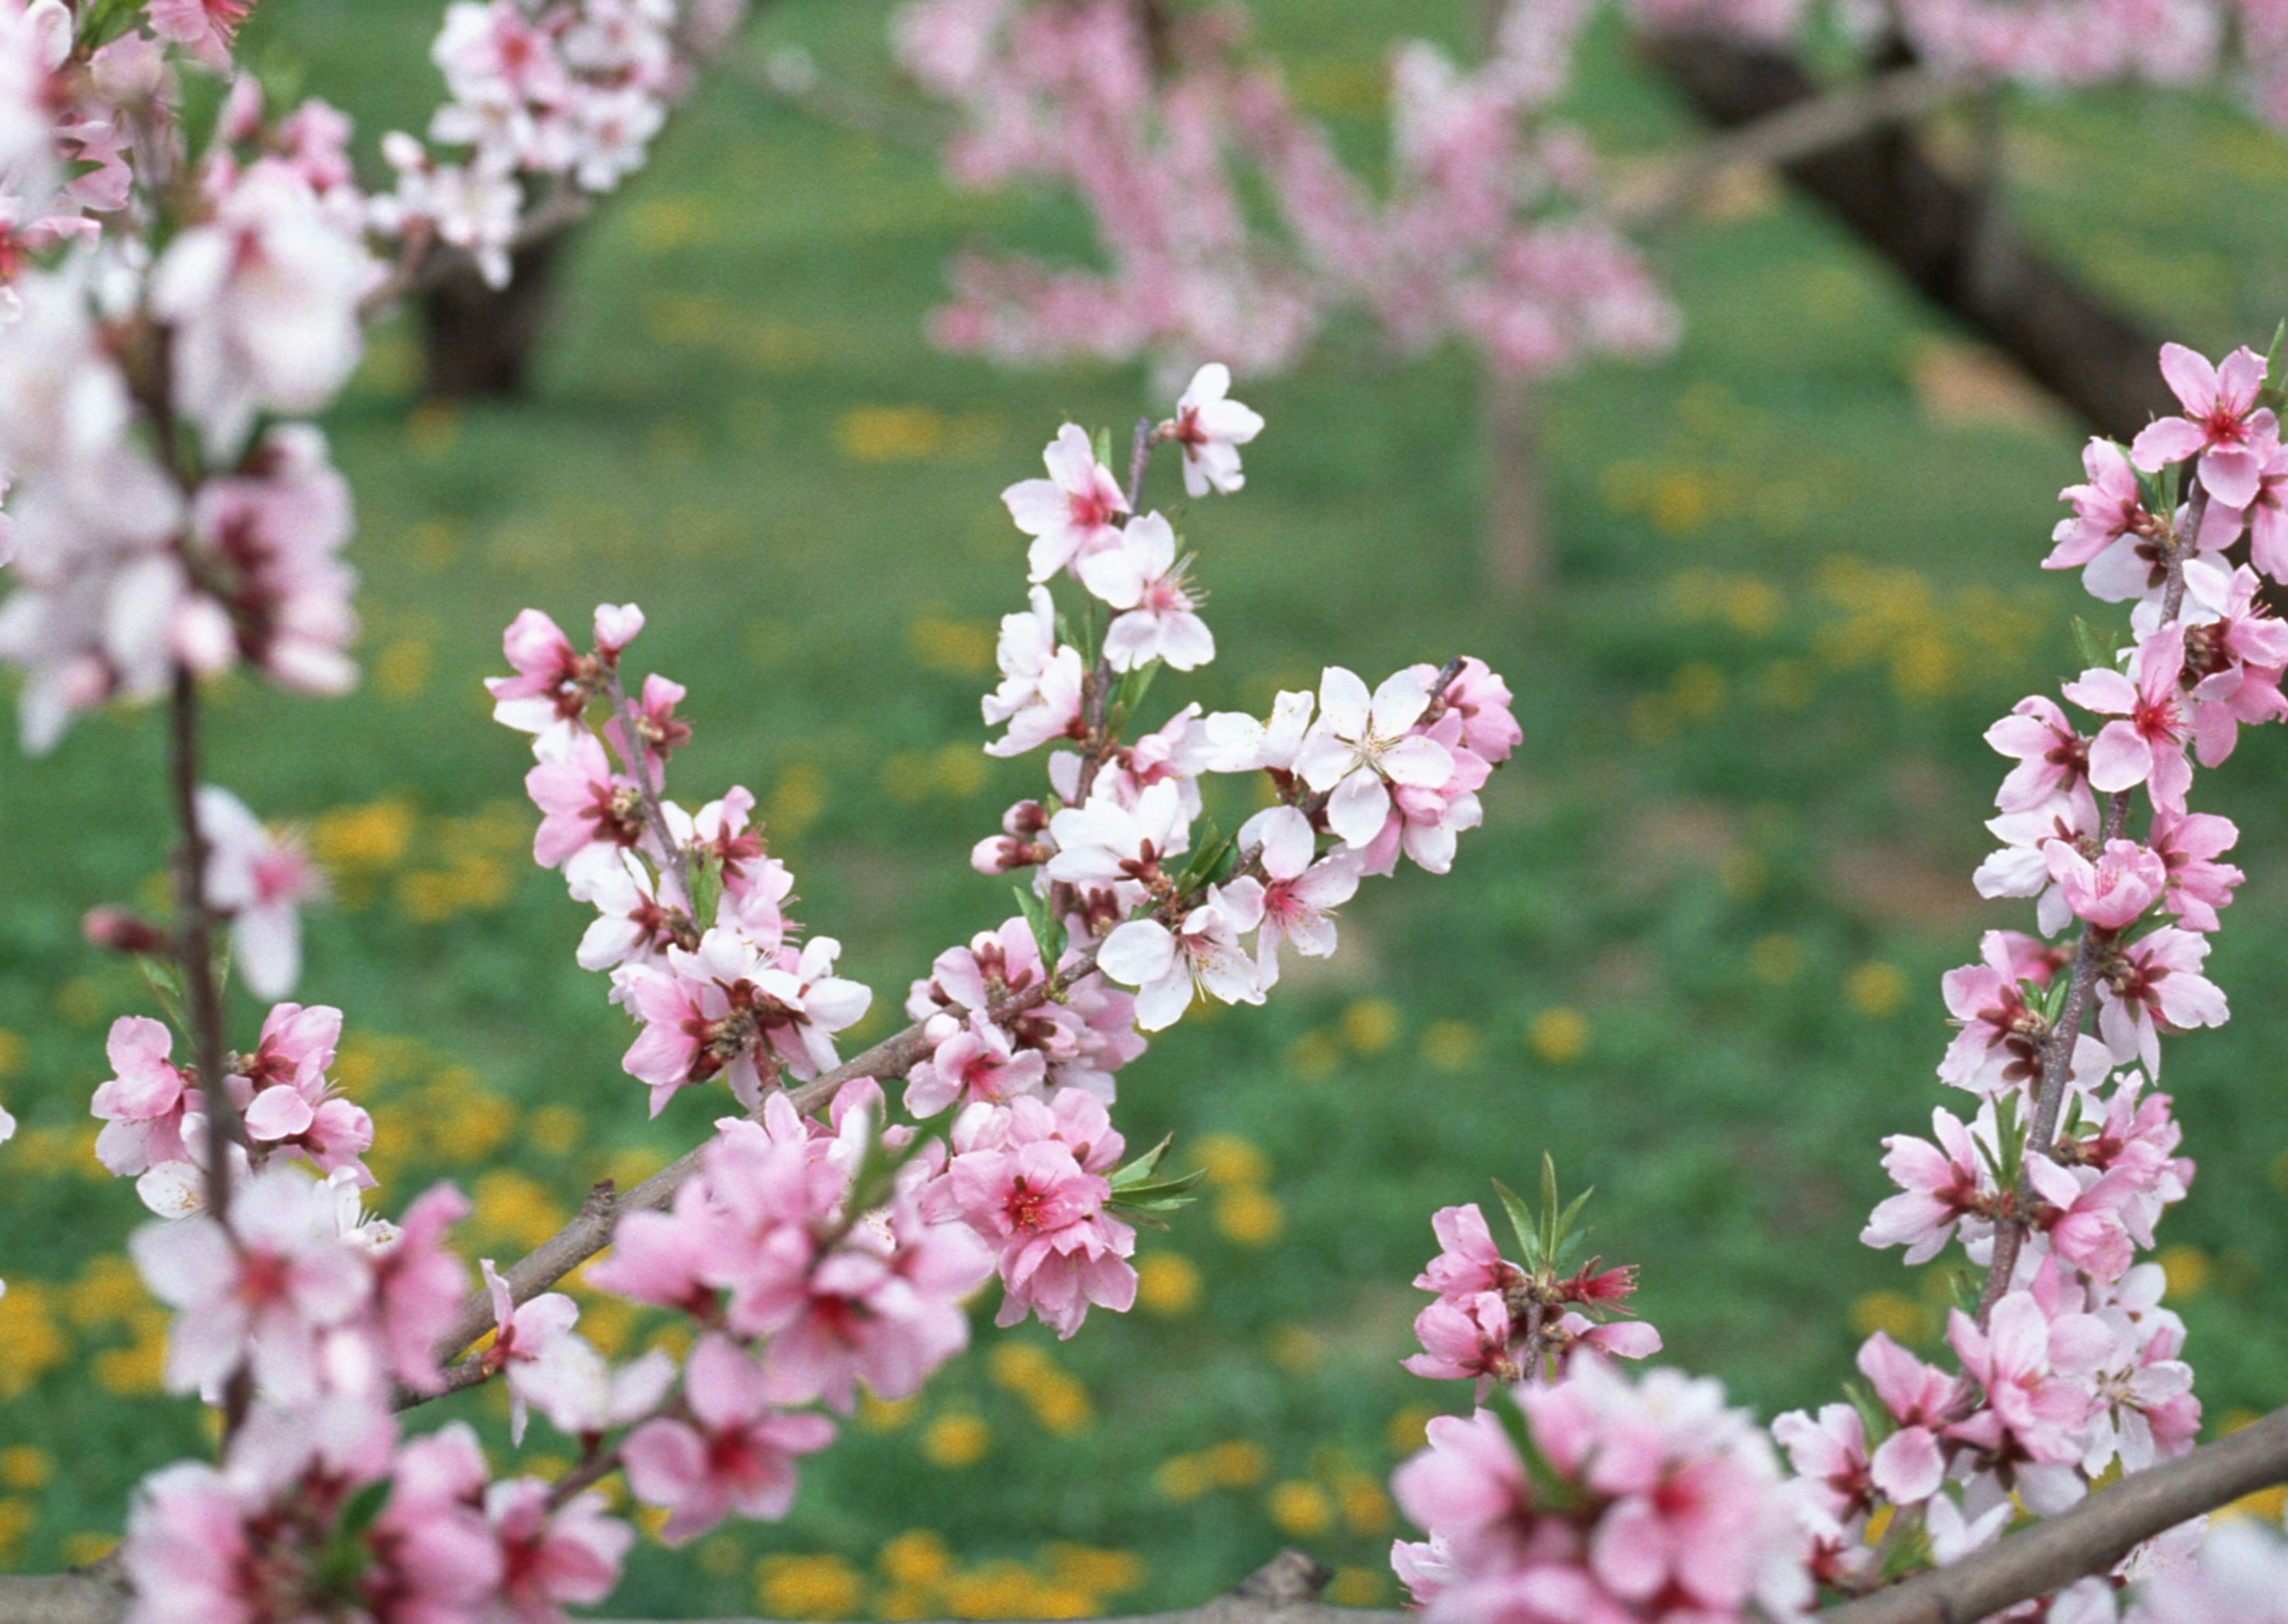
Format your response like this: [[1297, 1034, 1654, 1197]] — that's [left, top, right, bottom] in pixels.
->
[[6, 2, 2288, 1616]]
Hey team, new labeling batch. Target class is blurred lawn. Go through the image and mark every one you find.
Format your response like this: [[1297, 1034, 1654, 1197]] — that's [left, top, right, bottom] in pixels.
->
[[6, 1, 2288, 1615]]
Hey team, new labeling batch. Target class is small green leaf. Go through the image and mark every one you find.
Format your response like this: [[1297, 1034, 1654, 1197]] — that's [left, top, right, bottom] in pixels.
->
[[1116, 660, 1160, 722], [1489, 1176, 1542, 1272], [1842, 1379, 1896, 1449], [1538, 1152, 1560, 1261], [1488, 1387, 1584, 1513], [1012, 884, 1066, 967], [2069, 615, 2119, 675], [686, 849, 724, 937], [1093, 426, 1115, 475], [1109, 1133, 1174, 1189], [2263, 320, 2288, 415]]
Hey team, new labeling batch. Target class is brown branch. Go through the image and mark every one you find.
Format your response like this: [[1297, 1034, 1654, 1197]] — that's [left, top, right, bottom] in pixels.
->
[[1640, 30, 2172, 441], [1607, 61, 1965, 227], [1823, 1405, 2288, 1621]]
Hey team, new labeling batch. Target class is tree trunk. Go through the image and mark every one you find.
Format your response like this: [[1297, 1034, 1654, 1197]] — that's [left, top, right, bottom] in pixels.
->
[[1642, 31, 2173, 441], [417, 230, 572, 399], [1481, 368, 1547, 599]]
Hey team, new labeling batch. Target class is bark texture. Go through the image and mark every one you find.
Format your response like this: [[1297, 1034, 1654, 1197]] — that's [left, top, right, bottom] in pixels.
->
[[1644, 31, 2174, 441]]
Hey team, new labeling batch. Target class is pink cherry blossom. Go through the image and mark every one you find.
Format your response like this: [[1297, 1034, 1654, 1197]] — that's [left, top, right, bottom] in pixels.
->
[[1079, 511, 1216, 671], [1242, 804, 1360, 986], [620, 1333, 835, 1543], [2129, 343, 2279, 510], [1292, 665, 1454, 847], [2150, 808, 2241, 932], [2047, 838, 2167, 931], [485, 1478, 634, 1619], [1164, 363, 1263, 496], [1003, 423, 1128, 581], [981, 585, 1086, 756], [1096, 876, 1266, 1030], [1986, 694, 2090, 813], [935, 1091, 1136, 1338], [2062, 624, 2195, 814], [2094, 925, 2228, 1076], [198, 785, 323, 1000], [1861, 1106, 1994, 1264]]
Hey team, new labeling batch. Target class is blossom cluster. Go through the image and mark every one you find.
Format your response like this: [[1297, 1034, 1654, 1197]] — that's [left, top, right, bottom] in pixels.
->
[[1780, 340, 2288, 1611], [1391, 1358, 1813, 1622], [116, 1167, 639, 1623], [892, 0, 1675, 383], [1405, 1202, 1660, 1395], [1383, 338, 2288, 1619], [495, 366, 1516, 1353], [376, 0, 753, 287], [92, 1002, 373, 1219]]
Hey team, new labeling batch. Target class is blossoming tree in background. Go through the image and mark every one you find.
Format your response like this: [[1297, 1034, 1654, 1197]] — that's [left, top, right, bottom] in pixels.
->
[[11, 3, 2288, 1624], [864, 0, 2288, 596]]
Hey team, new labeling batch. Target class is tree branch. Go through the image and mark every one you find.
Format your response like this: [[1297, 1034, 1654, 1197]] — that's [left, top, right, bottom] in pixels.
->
[[1640, 30, 2172, 441]]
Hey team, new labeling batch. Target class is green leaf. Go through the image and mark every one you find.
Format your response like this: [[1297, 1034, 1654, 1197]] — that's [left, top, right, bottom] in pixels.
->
[[1116, 660, 1160, 722], [136, 956, 191, 1039], [1842, 1379, 1896, 1449], [2263, 320, 2288, 415], [1109, 1133, 1174, 1189], [1012, 884, 1066, 967], [1489, 1176, 1542, 1271], [686, 849, 724, 938], [1488, 1386, 1584, 1513], [2069, 615, 2119, 675], [1538, 1152, 1560, 1261], [1093, 426, 1115, 475]]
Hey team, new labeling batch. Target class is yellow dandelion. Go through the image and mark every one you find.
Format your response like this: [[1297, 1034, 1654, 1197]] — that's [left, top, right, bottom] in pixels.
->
[[471, 1169, 565, 1250], [754, 1553, 866, 1619], [837, 404, 946, 463], [0, 1282, 67, 1399], [1339, 998, 1401, 1055], [1386, 1405, 1436, 1456], [1153, 1453, 1215, 1501], [1846, 962, 1908, 1019], [1847, 1290, 1928, 1346], [1215, 1187, 1284, 1246], [1136, 1253, 1201, 1317], [1418, 1019, 1480, 1073], [1338, 1474, 1394, 1536], [878, 1530, 952, 1588], [0, 1446, 50, 1490], [60, 1533, 116, 1567], [93, 1306, 170, 1396], [922, 1412, 990, 1468], [1042, 1545, 1142, 1596], [1191, 1133, 1268, 1188], [859, 1391, 918, 1432], [527, 1104, 582, 1158], [1204, 1439, 1267, 1488], [1327, 1568, 1389, 1607], [0, 1028, 19, 1076], [1267, 1481, 1334, 1539], [2159, 1245, 2211, 1300], [1526, 1007, 1590, 1066]]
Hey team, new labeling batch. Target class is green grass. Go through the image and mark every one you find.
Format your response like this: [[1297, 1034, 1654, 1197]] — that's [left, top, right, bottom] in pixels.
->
[[6, 2, 2288, 1615]]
